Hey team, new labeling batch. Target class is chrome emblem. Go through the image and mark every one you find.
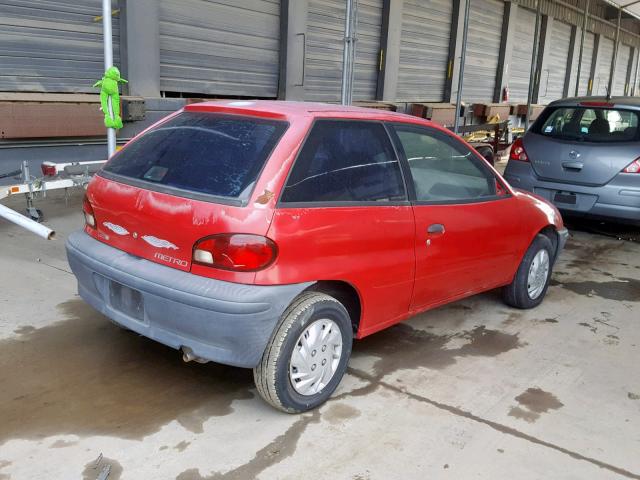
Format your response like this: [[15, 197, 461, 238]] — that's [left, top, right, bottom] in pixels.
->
[[141, 235, 178, 250], [569, 150, 581, 160], [103, 222, 129, 236]]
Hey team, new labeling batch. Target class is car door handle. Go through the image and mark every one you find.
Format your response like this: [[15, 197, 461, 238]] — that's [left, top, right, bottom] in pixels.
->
[[562, 161, 584, 171], [427, 223, 445, 234]]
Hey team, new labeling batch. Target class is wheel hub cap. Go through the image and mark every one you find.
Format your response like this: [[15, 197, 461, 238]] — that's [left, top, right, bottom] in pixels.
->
[[289, 319, 343, 396], [527, 249, 550, 300]]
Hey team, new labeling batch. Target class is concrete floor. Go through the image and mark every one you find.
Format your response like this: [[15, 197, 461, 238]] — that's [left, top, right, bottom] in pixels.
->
[[0, 190, 639, 480]]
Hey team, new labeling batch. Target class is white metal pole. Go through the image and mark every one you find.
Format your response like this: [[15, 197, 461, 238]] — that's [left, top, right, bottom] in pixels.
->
[[341, 0, 355, 105], [454, 0, 471, 134], [102, 0, 116, 157], [0, 204, 55, 240]]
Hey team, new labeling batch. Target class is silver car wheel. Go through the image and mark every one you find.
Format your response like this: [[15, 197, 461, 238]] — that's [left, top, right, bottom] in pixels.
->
[[527, 249, 550, 300], [289, 318, 343, 396]]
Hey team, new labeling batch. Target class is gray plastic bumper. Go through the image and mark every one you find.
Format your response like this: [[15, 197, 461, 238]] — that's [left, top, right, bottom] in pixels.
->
[[556, 227, 569, 260], [66, 231, 312, 368]]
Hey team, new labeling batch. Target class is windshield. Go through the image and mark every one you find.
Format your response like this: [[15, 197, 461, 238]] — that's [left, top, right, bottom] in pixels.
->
[[102, 112, 288, 201], [534, 106, 639, 143]]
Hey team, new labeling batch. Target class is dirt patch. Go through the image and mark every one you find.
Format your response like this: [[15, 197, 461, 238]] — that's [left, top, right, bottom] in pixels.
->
[[49, 439, 78, 448], [508, 406, 540, 423], [175, 441, 191, 452], [12, 325, 36, 335], [0, 300, 253, 445], [509, 387, 564, 423], [177, 410, 321, 480], [323, 403, 361, 425], [353, 323, 524, 380], [553, 278, 640, 302]]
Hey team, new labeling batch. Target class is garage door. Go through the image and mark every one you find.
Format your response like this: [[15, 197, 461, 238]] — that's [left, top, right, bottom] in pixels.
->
[[540, 20, 571, 103], [575, 31, 595, 95], [613, 44, 631, 96], [159, 0, 280, 97], [462, 0, 503, 103], [397, 0, 453, 102], [305, 0, 383, 102], [0, 0, 120, 93], [509, 7, 537, 103], [594, 36, 614, 96]]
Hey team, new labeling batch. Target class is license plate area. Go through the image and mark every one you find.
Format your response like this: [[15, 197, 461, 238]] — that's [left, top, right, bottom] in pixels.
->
[[554, 191, 577, 205], [109, 281, 145, 321]]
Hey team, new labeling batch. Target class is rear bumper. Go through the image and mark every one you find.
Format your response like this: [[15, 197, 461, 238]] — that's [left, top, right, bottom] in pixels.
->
[[66, 231, 312, 368], [504, 161, 640, 224]]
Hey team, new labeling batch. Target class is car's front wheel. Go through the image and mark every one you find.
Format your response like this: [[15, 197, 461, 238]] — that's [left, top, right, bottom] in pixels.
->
[[254, 292, 353, 413], [503, 234, 554, 309]]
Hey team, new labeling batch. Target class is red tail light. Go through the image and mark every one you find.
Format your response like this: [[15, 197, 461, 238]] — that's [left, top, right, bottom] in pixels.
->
[[622, 158, 640, 174], [82, 194, 96, 229], [41, 161, 57, 176], [193, 234, 277, 272], [509, 137, 529, 162]]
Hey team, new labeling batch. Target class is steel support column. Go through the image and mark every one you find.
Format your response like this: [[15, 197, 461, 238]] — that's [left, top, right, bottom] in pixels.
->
[[574, 0, 590, 96], [454, 0, 470, 133], [608, 8, 623, 97], [525, 0, 543, 130]]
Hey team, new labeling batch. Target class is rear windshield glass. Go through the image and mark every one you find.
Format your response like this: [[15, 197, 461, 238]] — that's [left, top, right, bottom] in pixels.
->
[[102, 112, 288, 201], [534, 106, 639, 143]]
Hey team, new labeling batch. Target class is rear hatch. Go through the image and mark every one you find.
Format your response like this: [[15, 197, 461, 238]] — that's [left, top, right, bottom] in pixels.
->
[[87, 111, 288, 271], [524, 104, 639, 186]]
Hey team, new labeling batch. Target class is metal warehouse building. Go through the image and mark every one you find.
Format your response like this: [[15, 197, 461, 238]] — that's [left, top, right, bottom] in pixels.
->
[[2, 0, 640, 167]]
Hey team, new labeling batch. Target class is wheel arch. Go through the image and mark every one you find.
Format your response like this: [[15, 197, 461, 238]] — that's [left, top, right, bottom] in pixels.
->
[[304, 280, 362, 336], [537, 224, 560, 261]]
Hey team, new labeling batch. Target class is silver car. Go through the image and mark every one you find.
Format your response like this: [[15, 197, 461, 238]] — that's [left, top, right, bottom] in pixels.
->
[[504, 97, 640, 225]]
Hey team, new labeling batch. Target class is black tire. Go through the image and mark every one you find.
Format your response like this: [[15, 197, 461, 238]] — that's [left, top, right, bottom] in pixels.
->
[[254, 292, 353, 413], [503, 234, 554, 309]]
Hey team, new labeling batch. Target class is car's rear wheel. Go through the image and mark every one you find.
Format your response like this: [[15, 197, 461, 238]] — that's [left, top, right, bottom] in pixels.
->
[[254, 292, 353, 413], [503, 234, 554, 309]]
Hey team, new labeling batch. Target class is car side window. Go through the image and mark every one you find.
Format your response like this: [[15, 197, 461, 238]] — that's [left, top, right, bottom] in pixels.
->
[[281, 120, 406, 203], [391, 125, 498, 203]]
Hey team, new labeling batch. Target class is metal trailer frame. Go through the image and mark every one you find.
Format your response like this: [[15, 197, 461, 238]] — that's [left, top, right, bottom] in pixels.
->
[[1, 160, 106, 240]]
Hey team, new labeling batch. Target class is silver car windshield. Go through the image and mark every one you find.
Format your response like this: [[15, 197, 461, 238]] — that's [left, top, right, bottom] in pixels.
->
[[535, 106, 639, 143]]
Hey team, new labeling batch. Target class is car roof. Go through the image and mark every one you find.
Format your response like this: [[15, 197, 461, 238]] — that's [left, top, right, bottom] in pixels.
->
[[547, 96, 640, 109], [183, 99, 432, 124]]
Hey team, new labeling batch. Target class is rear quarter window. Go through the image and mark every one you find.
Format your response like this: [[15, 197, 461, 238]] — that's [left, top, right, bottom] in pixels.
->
[[534, 106, 639, 143], [280, 120, 406, 204], [101, 112, 288, 202]]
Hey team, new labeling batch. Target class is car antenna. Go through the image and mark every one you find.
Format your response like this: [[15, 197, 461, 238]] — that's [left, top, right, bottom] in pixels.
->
[[605, 85, 612, 101]]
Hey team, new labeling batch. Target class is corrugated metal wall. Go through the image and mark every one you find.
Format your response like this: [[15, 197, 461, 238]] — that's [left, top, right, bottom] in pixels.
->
[[304, 0, 382, 102], [594, 36, 614, 95], [577, 31, 595, 95], [613, 44, 631, 96], [396, 0, 453, 102], [354, 0, 383, 101], [158, 0, 280, 97], [462, 0, 504, 103], [509, 7, 537, 102], [304, 0, 346, 102], [0, 0, 120, 93], [540, 20, 572, 102]]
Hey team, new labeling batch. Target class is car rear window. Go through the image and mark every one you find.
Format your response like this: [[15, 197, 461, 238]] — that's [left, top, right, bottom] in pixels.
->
[[534, 106, 639, 143], [101, 112, 288, 202]]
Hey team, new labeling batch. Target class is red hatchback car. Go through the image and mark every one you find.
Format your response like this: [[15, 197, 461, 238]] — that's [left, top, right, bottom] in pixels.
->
[[67, 101, 568, 412]]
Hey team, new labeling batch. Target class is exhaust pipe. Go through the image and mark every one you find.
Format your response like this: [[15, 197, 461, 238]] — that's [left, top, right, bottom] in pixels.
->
[[0, 203, 55, 240], [182, 347, 209, 364]]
